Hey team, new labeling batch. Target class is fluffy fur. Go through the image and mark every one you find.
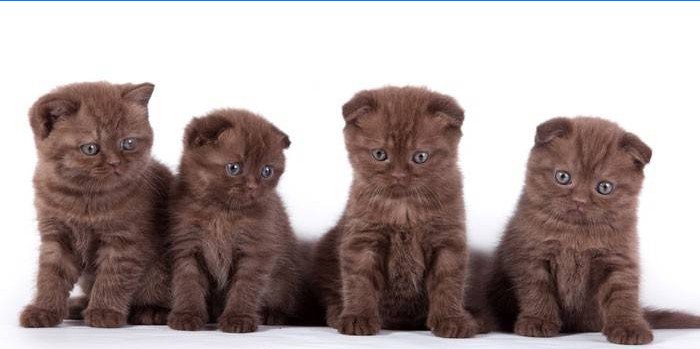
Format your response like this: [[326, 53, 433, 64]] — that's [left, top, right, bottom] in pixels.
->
[[313, 86, 483, 338], [20, 82, 173, 328], [487, 117, 700, 345], [167, 109, 311, 333]]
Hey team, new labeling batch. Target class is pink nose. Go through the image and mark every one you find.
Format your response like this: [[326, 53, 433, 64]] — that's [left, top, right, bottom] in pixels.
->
[[391, 172, 407, 180], [108, 160, 120, 167]]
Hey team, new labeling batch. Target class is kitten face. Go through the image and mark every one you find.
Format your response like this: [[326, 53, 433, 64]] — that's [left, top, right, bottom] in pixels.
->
[[29, 82, 155, 188], [342, 87, 464, 199], [525, 117, 652, 225], [181, 109, 290, 208]]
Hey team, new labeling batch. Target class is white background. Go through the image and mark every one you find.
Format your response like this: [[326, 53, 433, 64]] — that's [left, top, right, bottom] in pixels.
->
[[1, 2, 700, 348]]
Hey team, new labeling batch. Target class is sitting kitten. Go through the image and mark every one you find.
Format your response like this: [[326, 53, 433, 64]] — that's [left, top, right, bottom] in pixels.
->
[[167, 109, 307, 332], [20, 82, 173, 328], [487, 117, 700, 345], [314, 86, 481, 337]]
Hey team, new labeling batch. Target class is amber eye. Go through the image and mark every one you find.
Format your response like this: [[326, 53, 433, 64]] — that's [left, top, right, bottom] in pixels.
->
[[80, 143, 100, 156], [412, 151, 429, 164], [261, 165, 274, 179], [226, 162, 242, 176], [371, 149, 388, 161], [120, 138, 137, 151], [554, 170, 572, 185], [597, 181, 614, 195]]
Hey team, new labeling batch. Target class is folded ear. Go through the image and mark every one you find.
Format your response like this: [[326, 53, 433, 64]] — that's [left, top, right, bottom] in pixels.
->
[[535, 117, 573, 145], [342, 90, 376, 123], [122, 82, 155, 107], [29, 93, 79, 139], [184, 114, 233, 148], [274, 128, 291, 149], [428, 94, 464, 127], [620, 132, 652, 168]]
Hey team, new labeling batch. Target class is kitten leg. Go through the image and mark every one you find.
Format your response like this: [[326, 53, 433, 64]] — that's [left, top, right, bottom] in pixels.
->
[[67, 296, 88, 320], [512, 259, 562, 337], [336, 228, 382, 336], [218, 251, 277, 333], [598, 257, 653, 345], [425, 237, 478, 338], [168, 254, 208, 331], [83, 231, 146, 328], [20, 222, 81, 327]]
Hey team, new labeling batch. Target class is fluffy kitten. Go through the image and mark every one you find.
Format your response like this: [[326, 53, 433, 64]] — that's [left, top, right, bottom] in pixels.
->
[[167, 109, 308, 332], [314, 86, 481, 337], [20, 82, 173, 328], [487, 117, 700, 345]]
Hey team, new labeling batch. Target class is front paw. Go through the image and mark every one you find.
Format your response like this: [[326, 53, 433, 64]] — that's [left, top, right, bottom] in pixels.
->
[[427, 312, 479, 338], [20, 305, 63, 328], [168, 311, 206, 331], [337, 314, 381, 336], [514, 314, 561, 337], [218, 313, 258, 333], [84, 308, 127, 328], [604, 320, 653, 345]]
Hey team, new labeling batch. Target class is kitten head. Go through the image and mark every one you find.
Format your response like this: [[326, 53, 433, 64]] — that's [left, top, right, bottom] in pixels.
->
[[181, 109, 290, 208], [342, 86, 464, 199], [525, 117, 652, 225], [29, 81, 156, 188]]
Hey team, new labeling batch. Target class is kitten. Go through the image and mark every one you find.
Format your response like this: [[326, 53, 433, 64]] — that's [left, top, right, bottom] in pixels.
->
[[20, 82, 173, 328], [313, 86, 481, 337], [167, 109, 308, 332], [487, 117, 700, 345]]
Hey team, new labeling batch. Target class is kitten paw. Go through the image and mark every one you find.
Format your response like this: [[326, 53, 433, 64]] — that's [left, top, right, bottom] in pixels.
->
[[604, 321, 653, 345], [325, 304, 343, 329], [218, 314, 258, 333], [84, 308, 126, 328], [167, 311, 206, 331], [428, 313, 479, 338], [514, 315, 561, 337], [337, 314, 381, 336], [129, 306, 169, 325], [20, 305, 63, 328]]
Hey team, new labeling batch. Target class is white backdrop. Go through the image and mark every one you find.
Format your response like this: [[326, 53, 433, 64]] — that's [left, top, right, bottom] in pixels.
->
[[1, 2, 700, 348]]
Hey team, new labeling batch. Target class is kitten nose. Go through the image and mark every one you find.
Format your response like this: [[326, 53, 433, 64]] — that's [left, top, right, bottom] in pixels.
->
[[107, 159, 121, 167], [573, 197, 587, 211], [391, 171, 407, 180], [247, 182, 258, 190]]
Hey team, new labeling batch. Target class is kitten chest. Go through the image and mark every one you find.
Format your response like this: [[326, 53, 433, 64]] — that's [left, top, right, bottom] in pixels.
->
[[201, 216, 238, 290], [550, 248, 592, 312]]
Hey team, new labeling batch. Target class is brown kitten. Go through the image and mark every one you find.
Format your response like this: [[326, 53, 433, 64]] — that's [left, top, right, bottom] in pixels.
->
[[20, 82, 173, 328], [167, 109, 308, 333], [313, 86, 481, 338], [487, 117, 700, 345]]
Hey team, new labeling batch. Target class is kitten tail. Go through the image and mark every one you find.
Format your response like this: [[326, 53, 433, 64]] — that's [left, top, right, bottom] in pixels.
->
[[644, 308, 700, 329]]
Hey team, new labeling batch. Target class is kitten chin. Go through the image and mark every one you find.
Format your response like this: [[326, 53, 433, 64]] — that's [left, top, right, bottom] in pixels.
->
[[313, 86, 486, 338], [487, 116, 700, 345], [167, 109, 316, 333], [21, 81, 173, 328]]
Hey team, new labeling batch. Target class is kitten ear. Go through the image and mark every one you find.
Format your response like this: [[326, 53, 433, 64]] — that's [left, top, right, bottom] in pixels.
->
[[620, 132, 652, 168], [184, 115, 233, 148], [122, 82, 155, 107], [428, 94, 464, 127], [535, 117, 573, 145], [342, 91, 376, 123], [29, 94, 79, 139], [276, 130, 291, 149]]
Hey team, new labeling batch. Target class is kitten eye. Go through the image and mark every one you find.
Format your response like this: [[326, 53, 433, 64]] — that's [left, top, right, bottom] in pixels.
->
[[261, 165, 274, 179], [554, 170, 572, 185], [597, 181, 615, 195], [226, 162, 242, 176], [371, 149, 388, 161], [120, 138, 137, 151], [412, 151, 429, 164], [80, 143, 100, 156]]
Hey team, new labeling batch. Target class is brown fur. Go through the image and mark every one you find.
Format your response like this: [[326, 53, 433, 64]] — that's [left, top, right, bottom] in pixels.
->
[[313, 86, 482, 338], [167, 109, 310, 333], [20, 82, 173, 328], [487, 117, 700, 345]]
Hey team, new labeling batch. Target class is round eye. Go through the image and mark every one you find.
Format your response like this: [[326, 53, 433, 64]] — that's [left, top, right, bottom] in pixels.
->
[[371, 149, 388, 161], [120, 138, 137, 151], [80, 143, 100, 156], [412, 151, 429, 164], [226, 162, 242, 176], [597, 181, 614, 195], [261, 165, 274, 179], [554, 170, 572, 185]]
